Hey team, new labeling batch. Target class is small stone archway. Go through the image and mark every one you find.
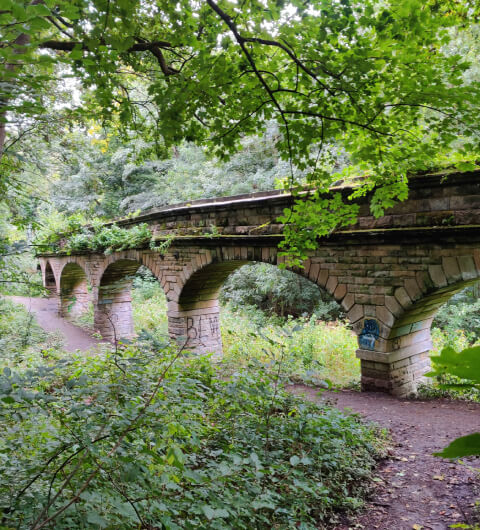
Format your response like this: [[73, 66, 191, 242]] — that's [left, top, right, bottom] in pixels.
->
[[44, 261, 56, 296], [167, 253, 348, 355], [59, 262, 91, 320], [94, 258, 168, 343]]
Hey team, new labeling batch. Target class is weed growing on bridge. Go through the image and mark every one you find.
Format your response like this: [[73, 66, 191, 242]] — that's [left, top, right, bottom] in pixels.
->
[[0, 344, 386, 529], [34, 212, 154, 255]]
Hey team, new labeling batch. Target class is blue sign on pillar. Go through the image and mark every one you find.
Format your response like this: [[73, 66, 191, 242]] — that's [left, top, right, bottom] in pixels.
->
[[359, 319, 380, 350]]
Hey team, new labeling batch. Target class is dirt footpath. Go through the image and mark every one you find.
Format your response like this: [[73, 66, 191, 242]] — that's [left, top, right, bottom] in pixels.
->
[[292, 385, 480, 530], [6, 296, 104, 352]]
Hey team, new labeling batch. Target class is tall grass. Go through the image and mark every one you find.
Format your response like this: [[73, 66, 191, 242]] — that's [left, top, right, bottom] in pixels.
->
[[220, 304, 359, 386], [130, 281, 360, 387]]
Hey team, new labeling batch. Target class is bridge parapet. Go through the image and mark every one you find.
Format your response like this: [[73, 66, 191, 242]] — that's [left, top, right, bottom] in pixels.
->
[[107, 171, 480, 241]]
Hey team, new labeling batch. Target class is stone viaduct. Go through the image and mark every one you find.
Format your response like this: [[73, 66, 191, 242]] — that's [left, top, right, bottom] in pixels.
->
[[38, 171, 480, 397]]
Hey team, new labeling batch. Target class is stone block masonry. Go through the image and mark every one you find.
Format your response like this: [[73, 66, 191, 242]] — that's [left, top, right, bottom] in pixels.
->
[[38, 171, 480, 397]]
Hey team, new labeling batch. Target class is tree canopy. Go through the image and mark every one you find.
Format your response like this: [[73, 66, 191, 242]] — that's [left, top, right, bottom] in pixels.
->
[[2, 0, 480, 259]]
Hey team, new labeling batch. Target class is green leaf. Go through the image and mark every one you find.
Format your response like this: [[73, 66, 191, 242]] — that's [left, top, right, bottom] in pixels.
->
[[201, 505, 216, 520], [26, 3, 51, 16], [165, 445, 184, 469], [434, 433, 480, 458], [290, 455, 300, 466], [29, 17, 51, 31], [455, 160, 477, 172], [69, 46, 84, 60], [86, 511, 108, 527]]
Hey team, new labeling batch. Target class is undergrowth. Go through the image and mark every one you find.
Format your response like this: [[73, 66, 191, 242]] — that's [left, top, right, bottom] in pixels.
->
[[220, 305, 359, 387], [417, 328, 480, 402], [0, 342, 386, 529], [0, 297, 64, 365], [130, 279, 360, 388]]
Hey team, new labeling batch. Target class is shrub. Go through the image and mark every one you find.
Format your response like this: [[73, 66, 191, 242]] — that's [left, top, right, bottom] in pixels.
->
[[63, 223, 153, 254], [0, 347, 386, 529], [33, 210, 154, 255]]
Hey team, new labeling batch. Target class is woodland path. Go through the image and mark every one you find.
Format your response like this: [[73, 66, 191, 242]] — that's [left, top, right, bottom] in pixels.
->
[[7, 295, 104, 352], [8, 296, 480, 529], [293, 386, 480, 530]]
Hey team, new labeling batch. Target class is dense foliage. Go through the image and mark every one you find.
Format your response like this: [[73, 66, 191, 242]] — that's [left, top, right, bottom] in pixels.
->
[[427, 344, 480, 459], [0, 298, 58, 359], [0, 340, 386, 529], [3, 1, 480, 522], [128, 275, 360, 388], [417, 283, 480, 401], [47, 132, 289, 218], [34, 216, 154, 255], [221, 263, 344, 320], [3, 1, 480, 262], [433, 285, 480, 344]]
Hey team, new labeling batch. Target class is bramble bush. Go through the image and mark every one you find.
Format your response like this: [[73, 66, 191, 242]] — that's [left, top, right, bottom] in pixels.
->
[[0, 341, 386, 529], [0, 279, 382, 529]]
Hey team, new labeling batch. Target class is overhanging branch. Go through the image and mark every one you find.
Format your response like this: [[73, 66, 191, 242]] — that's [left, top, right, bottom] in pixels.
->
[[38, 39, 179, 75]]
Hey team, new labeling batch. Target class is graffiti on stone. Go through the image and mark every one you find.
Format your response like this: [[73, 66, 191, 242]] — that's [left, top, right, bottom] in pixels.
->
[[208, 315, 219, 335], [187, 316, 198, 339], [186, 314, 220, 341], [358, 319, 379, 350]]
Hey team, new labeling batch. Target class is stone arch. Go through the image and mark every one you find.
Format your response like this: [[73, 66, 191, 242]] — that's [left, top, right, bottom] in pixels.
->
[[95, 256, 165, 343], [168, 248, 348, 354], [172, 247, 347, 304], [170, 259, 249, 353], [59, 262, 91, 319], [44, 260, 57, 295], [359, 253, 480, 396]]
